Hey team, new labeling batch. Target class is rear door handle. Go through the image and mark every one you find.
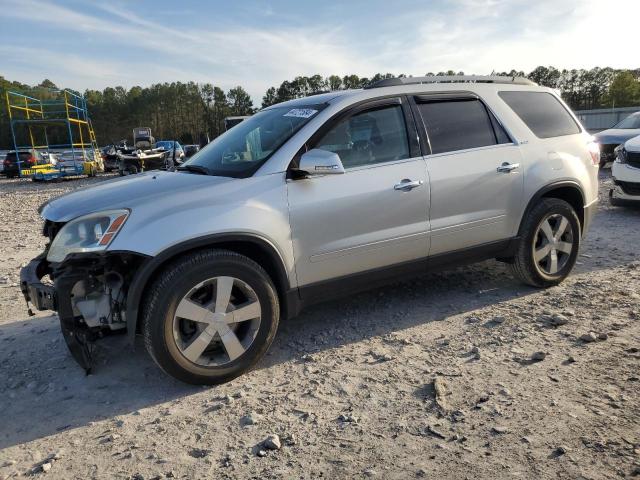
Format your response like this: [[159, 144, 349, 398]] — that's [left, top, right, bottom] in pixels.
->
[[496, 162, 520, 173], [394, 179, 424, 191]]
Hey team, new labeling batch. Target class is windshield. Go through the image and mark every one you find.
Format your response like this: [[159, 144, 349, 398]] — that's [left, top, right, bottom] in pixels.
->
[[183, 105, 325, 178], [613, 113, 640, 129]]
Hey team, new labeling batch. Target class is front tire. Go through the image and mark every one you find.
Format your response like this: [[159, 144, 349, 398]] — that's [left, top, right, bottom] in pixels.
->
[[609, 188, 624, 207], [509, 198, 580, 288], [141, 249, 280, 385]]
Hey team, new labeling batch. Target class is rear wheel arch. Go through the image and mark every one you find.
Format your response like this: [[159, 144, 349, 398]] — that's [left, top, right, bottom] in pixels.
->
[[125, 234, 292, 342], [518, 182, 585, 236]]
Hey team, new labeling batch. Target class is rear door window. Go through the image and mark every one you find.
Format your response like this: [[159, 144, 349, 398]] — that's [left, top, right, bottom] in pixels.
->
[[498, 91, 580, 138], [416, 98, 503, 154]]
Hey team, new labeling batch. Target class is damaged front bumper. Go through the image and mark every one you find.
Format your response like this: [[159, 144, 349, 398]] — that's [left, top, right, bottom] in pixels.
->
[[611, 177, 640, 202], [20, 252, 141, 374], [20, 256, 99, 373], [20, 256, 56, 312]]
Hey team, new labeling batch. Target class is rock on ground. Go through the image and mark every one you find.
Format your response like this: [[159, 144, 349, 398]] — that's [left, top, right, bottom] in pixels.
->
[[0, 171, 638, 479]]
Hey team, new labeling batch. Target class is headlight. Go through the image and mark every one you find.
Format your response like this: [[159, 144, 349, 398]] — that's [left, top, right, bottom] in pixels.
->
[[47, 209, 129, 263], [614, 144, 626, 164]]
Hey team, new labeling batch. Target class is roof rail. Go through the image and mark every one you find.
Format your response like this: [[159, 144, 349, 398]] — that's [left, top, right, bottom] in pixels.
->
[[364, 75, 537, 89]]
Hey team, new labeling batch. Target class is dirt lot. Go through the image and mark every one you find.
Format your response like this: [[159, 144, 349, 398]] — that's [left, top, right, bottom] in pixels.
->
[[0, 172, 638, 480]]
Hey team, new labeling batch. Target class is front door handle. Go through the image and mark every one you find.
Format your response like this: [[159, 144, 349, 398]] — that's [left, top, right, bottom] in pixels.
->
[[496, 162, 520, 173], [394, 179, 424, 191]]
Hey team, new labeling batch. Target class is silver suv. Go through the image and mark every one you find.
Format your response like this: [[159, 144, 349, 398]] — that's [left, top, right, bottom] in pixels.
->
[[20, 76, 599, 384]]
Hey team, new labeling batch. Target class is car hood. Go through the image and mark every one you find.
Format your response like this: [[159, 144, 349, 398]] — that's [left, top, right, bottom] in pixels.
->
[[41, 171, 234, 222], [594, 129, 640, 145], [624, 135, 640, 152]]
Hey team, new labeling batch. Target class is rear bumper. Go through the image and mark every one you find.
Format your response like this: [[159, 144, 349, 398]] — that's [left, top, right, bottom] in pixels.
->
[[583, 200, 597, 237], [2, 167, 19, 176]]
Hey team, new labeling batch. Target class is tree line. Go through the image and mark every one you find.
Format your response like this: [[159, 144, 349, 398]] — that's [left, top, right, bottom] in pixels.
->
[[1, 66, 639, 149], [262, 67, 640, 110]]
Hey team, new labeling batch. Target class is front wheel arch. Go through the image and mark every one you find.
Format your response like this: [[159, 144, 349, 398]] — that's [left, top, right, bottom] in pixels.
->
[[125, 234, 292, 343]]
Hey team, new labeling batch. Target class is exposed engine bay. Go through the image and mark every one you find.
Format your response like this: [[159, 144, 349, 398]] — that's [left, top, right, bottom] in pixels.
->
[[20, 220, 145, 373]]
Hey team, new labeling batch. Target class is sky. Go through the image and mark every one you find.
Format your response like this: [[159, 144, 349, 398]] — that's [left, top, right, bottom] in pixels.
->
[[0, 0, 638, 103]]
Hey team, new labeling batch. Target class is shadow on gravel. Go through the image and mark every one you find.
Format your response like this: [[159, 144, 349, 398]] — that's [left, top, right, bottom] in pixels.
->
[[0, 262, 531, 449], [1, 171, 637, 450], [0, 314, 199, 450]]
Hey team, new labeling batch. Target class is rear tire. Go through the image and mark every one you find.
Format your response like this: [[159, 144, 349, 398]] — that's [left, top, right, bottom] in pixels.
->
[[509, 198, 580, 288], [141, 249, 280, 385]]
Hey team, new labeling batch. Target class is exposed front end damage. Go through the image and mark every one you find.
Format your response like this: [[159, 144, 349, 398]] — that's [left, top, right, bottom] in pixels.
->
[[20, 225, 145, 372]]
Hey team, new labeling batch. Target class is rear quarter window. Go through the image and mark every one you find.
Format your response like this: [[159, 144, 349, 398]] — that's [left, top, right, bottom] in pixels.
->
[[417, 99, 504, 154], [498, 91, 581, 138]]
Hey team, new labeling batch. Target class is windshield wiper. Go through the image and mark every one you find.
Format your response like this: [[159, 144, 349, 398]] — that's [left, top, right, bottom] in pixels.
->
[[177, 164, 211, 175]]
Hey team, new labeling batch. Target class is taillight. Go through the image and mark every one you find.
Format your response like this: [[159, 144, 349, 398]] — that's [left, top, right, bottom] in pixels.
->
[[587, 141, 600, 166], [27, 156, 36, 164]]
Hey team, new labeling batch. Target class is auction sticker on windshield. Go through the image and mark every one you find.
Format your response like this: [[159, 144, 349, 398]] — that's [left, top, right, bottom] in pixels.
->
[[283, 108, 317, 118]]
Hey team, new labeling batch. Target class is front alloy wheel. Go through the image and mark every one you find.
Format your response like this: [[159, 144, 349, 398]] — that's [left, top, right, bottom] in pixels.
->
[[142, 249, 279, 385], [172, 276, 262, 366]]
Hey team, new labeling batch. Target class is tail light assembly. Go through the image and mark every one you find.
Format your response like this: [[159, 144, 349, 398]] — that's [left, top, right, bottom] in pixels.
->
[[587, 140, 600, 166]]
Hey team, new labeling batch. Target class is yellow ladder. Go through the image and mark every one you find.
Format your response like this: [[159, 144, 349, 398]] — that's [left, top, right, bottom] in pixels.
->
[[88, 118, 98, 148]]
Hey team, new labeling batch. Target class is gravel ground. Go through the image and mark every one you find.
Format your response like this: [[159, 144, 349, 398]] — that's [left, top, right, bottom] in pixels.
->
[[0, 172, 639, 480]]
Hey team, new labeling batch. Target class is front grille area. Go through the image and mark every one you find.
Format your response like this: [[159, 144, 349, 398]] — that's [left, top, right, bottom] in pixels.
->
[[616, 180, 640, 196], [626, 151, 640, 169]]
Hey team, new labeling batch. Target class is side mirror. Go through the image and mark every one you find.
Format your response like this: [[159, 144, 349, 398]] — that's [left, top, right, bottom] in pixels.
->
[[298, 149, 345, 176]]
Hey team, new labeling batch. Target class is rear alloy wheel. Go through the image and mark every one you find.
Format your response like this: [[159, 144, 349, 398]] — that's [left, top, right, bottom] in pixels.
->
[[142, 250, 279, 384], [509, 198, 580, 287], [532, 213, 575, 276]]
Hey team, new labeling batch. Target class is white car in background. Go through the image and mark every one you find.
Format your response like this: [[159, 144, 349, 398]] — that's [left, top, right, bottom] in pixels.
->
[[610, 135, 640, 206]]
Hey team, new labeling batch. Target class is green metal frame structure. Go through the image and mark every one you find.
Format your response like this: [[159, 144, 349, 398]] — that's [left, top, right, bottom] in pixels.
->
[[5, 89, 99, 177]]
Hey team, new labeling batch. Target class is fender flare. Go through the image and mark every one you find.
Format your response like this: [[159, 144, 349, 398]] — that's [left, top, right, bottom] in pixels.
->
[[517, 180, 585, 237], [125, 233, 292, 343]]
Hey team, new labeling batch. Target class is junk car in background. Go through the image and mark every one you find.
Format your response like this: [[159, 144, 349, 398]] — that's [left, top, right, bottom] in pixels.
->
[[595, 112, 640, 168]]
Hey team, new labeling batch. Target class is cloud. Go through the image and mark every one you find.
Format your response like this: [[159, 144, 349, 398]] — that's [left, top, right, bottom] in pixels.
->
[[398, 0, 639, 74], [1, 0, 638, 102], [0, 0, 376, 98]]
